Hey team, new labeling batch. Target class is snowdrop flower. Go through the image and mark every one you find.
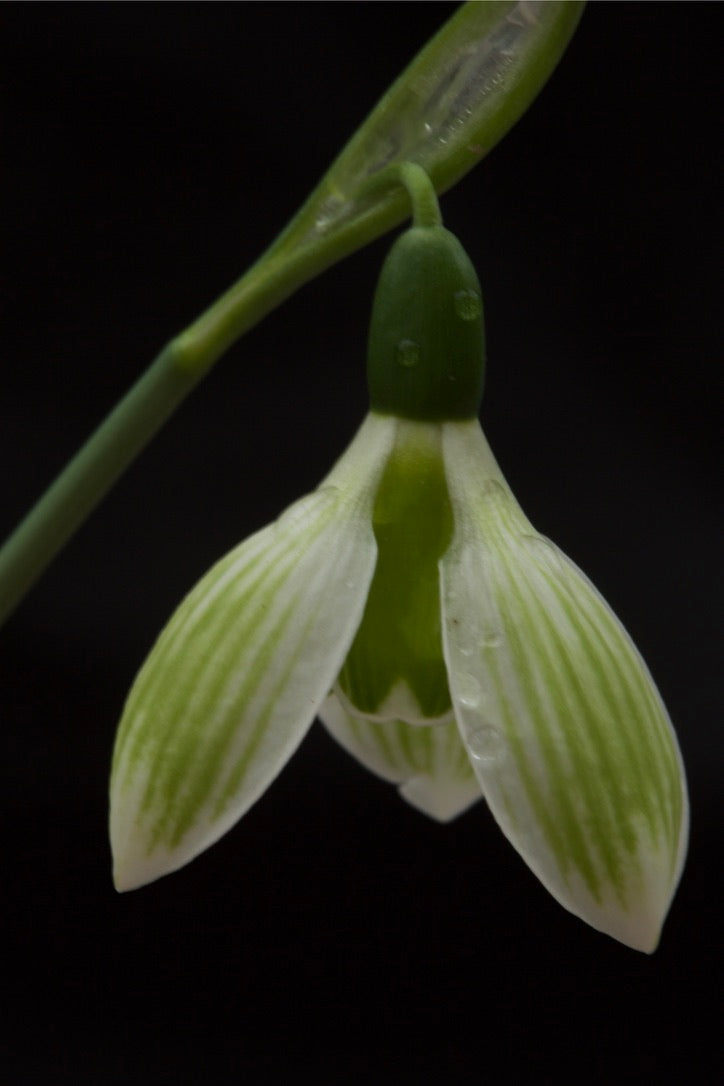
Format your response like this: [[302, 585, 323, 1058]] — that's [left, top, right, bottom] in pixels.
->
[[110, 171, 687, 952]]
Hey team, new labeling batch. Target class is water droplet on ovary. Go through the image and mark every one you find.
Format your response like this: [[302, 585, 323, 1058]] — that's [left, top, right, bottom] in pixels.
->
[[396, 339, 420, 368], [467, 724, 503, 763], [454, 288, 481, 321]]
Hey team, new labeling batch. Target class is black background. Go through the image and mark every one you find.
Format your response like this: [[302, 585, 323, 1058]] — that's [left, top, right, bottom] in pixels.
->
[[1, 4, 721, 1083]]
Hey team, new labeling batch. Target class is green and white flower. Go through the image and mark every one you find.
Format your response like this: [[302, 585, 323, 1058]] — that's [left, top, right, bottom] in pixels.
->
[[110, 177, 688, 953]]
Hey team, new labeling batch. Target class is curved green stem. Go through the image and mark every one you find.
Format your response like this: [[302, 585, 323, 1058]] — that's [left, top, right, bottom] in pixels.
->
[[396, 164, 442, 230], [0, 347, 199, 625]]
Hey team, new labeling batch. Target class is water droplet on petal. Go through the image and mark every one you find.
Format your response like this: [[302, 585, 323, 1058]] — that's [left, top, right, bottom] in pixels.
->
[[316, 485, 341, 500], [396, 339, 420, 368], [456, 673, 481, 710], [467, 724, 503, 763], [454, 288, 482, 321], [459, 632, 500, 657], [277, 487, 339, 529], [480, 478, 507, 500], [521, 534, 563, 573]]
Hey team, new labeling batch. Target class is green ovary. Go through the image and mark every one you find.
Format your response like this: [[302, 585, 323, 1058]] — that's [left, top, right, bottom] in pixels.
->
[[337, 422, 454, 721]]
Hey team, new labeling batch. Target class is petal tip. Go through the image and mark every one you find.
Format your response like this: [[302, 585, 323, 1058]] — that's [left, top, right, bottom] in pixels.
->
[[111, 842, 164, 894], [589, 903, 664, 955], [111, 834, 192, 894], [399, 775, 480, 823], [548, 845, 683, 954]]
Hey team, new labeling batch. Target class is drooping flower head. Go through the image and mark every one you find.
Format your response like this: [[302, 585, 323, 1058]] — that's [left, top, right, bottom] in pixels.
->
[[110, 166, 687, 953]]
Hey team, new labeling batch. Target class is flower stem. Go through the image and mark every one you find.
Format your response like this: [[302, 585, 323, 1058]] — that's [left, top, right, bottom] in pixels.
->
[[0, 345, 198, 626], [397, 164, 442, 230]]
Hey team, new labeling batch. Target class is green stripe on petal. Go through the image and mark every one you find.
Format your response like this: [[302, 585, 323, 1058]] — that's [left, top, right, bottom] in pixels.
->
[[319, 691, 482, 823], [439, 420, 688, 953], [110, 413, 396, 891]]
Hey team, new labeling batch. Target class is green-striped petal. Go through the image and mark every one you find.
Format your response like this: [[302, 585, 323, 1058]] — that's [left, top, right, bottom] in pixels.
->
[[319, 691, 482, 822], [440, 420, 688, 952], [110, 413, 396, 891]]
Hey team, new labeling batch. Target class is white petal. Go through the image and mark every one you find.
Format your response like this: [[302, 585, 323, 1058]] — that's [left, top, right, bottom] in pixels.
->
[[319, 691, 482, 822], [440, 420, 688, 952], [111, 413, 396, 890]]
